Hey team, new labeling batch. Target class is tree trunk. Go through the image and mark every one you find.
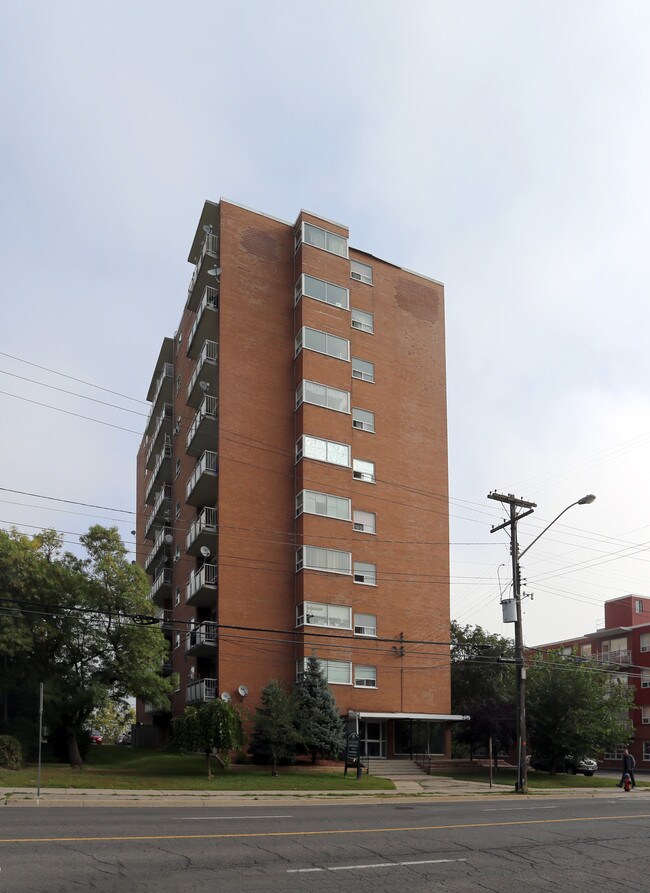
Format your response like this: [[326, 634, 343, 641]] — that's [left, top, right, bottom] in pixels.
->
[[205, 751, 212, 779], [67, 729, 82, 768], [272, 758, 277, 777]]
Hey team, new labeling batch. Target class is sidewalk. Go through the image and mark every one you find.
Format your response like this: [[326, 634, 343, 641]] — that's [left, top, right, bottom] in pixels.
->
[[2, 777, 643, 807]]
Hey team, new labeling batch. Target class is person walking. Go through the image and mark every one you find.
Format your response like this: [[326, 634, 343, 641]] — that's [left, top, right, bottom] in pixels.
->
[[617, 748, 636, 788]]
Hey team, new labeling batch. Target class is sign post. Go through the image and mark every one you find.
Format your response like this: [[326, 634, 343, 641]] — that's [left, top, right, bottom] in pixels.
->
[[344, 732, 362, 780]]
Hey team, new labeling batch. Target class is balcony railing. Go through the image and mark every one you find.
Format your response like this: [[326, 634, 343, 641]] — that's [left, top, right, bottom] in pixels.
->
[[156, 607, 173, 630], [187, 339, 218, 405], [145, 363, 174, 432], [185, 621, 218, 653], [186, 450, 217, 504], [144, 439, 173, 503], [186, 678, 218, 704], [145, 404, 173, 467], [186, 507, 218, 552], [149, 567, 172, 601], [144, 485, 172, 539], [595, 649, 633, 665], [186, 563, 217, 605], [187, 235, 218, 308], [186, 395, 217, 454], [188, 287, 219, 355], [144, 525, 173, 572]]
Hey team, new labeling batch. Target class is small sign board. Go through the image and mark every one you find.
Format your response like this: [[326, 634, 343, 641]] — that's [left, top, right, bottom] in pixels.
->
[[344, 732, 362, 779]]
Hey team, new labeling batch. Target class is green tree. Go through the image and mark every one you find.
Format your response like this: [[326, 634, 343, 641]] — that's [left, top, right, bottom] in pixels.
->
[[251, 679, 299, 774], [450, 621, 516, 762], [173, 699, 245, 779], [0, 526, 174, 767], [90, 699, 136, 744], [294, 655, 345, 765], [527, 650, 635, 772]]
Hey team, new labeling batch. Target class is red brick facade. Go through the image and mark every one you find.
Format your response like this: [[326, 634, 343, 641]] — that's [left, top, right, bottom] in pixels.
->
[[135, 200, 457, 757]]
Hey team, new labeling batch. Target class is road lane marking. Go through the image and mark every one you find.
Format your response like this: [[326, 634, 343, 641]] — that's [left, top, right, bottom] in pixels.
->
[[482, 807, 557, 812], [3, 813, 650, 844], [180, 815, 293, 820], [288, 859, 467, 873]]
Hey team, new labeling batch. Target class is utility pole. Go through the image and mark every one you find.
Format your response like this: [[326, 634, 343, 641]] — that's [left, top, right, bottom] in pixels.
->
[[488, 491, 536, 793]]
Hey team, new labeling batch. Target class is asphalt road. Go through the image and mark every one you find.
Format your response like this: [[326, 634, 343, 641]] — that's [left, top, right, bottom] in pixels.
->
[[2, 795, 650, 892]]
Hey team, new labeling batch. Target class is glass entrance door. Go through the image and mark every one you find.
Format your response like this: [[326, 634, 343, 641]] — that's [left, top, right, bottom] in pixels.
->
[[359, 720, 386, 757]]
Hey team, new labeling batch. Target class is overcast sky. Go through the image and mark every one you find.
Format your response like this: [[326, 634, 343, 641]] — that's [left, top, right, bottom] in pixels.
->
[[2, 0, 650, 647]]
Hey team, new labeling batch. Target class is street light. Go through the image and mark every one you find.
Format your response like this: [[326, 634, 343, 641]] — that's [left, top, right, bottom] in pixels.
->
[[488, 492, 596, 793]]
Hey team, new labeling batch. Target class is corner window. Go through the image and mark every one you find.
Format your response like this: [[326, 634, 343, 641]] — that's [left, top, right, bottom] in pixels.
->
[[354, 665, 377, 687], [175, 587, 181, 606], [645, 743, 650, 762], [643, 706, 650, 725], [174, 633, 180, 650], [296, 435, 350, 467], [296, 380, 350, 414], [297, 601, 352, 630], [352, 407, 375, 433], [296, 545, 352, 575], [296, 489, 351, 521], [354, 561, 376, 586], [297, 222, 348, 258], [636, 599, 644, 614], [352, 358, 375, 382], [296, 274, 349, 310], [296, 657, 352, 685], [350, 260, 373, 285], [351, 309, 374, 334], [354, 613, 377, 637], [353, 510, 376, 534], [295, 327, 349, 361], [353, 459, 375, 483], [642, 671, 650, 689]]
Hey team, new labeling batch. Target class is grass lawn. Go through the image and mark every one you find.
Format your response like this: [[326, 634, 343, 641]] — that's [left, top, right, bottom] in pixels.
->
[[0, 746, 394, 792], [431, 767, 649, 790]]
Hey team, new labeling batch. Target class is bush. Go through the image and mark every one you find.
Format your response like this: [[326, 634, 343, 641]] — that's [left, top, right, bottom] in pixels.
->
[[0, 735, 23, 770]]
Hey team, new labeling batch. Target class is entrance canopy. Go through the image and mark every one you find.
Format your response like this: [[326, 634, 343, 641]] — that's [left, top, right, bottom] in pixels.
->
[[353, 712, 469, 721]]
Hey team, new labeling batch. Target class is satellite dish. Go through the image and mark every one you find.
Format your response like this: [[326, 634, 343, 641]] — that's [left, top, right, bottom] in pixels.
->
[[238, 685, 248, 698], [220, 691, 231, 703], [199, 381, 210, 392], [200, 546, 211, 558], [163, 534, 173, 545]]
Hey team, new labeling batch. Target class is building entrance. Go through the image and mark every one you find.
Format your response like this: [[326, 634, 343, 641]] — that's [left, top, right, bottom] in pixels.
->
[[359, 720, 387, 758]]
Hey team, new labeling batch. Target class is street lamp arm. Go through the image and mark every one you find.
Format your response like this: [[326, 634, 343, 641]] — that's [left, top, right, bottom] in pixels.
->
[[519, 495, 596, 559]]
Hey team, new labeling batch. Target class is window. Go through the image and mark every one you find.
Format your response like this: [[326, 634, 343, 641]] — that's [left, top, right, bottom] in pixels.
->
[[296, 545, 351, 575], [174, 633, 180, 650], [175, 458, 181, 478], [354, 561, 376, 585], [354, 665, 377, 687], [645, 743, 650, 762], [351, 308, 374, 334], [173, 544, 181, 563], [175, 587, 181, 606], [295, 327, 349, 361], [643, 706, 650, 725], [643, 671, 650, 689], [296, 489, 351, 521], [352, 357, 375, 382], [613, 674, 628, 686], [354, 612, 377, 636], [636, 599, 644, 614], [176, 374, 182, 394], [296, 274, 349, 310], [296, 380, 350, 414], [642, 633, 650, 653], [581, 643, 592, 657], [352, 407, 375, 432], [604, 746, 625, 760], [350, 260, 373, 285], [353, 459, 375, 483], [353, 510, 376, 534], [297, 601, 352, 630], [297, 222, 348, 258], [296, 657, 352, 685], [296, 434, 350, 467], [175, 501, 181, 520]]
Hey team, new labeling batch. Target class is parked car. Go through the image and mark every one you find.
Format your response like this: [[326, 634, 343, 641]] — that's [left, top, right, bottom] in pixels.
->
[[117, 731, 132, 746], [89, 731, 103, 745], [529, 754, 597, 776]]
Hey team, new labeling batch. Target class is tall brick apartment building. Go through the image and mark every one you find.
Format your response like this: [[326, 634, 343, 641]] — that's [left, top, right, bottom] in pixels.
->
[[534, 594, 650, 768], [136, 199, 460, 758]]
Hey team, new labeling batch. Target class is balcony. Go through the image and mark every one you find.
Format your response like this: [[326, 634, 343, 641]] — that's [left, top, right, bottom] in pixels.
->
[[186, 507, 218, 556], [161, 659, 173, 676], [144, 701, 171, 715], [144, 526, 173, 573], [145, 404, 173, 468], [186, 678, 218, 704], [594, 649, 633, 666], [150, 567, 172, 606], [145, 363, 174, 433], [187, 340, 218, 407], [156, 607, 173, 638], [186, 395, 217, 457], [186, 451, 217, 506], [187, 234, 218, 312], [144, 439, 173, 503], [188, 287, 219, 358], [185, 621, 218, 657], [144, 485, 172, 540], [186, 563, 217, 607]]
